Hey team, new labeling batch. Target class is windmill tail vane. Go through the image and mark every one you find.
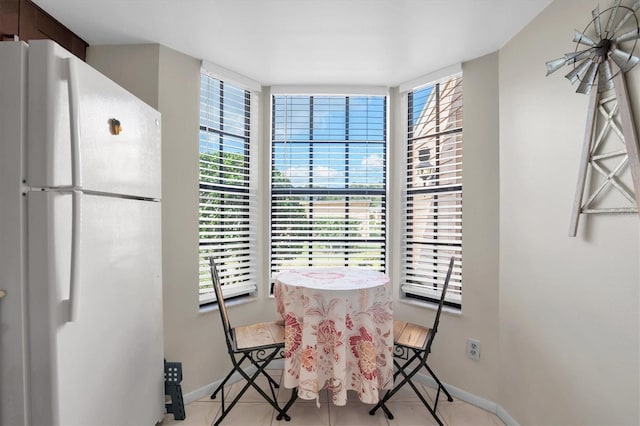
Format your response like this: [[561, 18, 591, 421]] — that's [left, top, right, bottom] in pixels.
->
[[545, 0, 640, 94]]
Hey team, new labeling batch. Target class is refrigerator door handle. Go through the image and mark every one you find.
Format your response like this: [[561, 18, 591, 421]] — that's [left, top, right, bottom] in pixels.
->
[[68, 190, 82, 322], [67, 57, 82, 189]]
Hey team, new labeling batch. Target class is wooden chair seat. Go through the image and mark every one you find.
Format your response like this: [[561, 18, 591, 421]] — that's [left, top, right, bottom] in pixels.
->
[[393, 320, 431, 351], [234, 321, 285, 350]]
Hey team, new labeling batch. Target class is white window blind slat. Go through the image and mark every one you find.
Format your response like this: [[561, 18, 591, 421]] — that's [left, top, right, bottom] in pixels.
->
[[402, 74, 463, 308], [199, 72, 257, 304], [271, 95, 387, 275]]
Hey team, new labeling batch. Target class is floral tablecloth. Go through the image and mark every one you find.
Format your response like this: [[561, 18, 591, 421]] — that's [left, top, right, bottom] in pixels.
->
[[273, 267, 393, 406]]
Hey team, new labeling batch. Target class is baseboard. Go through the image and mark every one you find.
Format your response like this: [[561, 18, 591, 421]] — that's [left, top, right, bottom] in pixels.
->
[[182, 360, 285, 405], [413, 372, 518, 426], [183, 362, 518, 426]]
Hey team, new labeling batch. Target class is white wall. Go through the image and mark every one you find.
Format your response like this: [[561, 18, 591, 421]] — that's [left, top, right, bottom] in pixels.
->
[[86, 45, 159, 108], [87, 44, 280, 393], [87, 3, 640, 421], [393, 52, 501, 402], [87, 43, 503, 402], [498, 0, 640, 424]]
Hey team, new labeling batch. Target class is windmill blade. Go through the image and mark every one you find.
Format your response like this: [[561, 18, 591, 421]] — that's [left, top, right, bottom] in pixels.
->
[[545, 57, 568, 75], [573, 30, 596, 47], [592, 5, 602, 39], [615, 27, 640, 43], [612, 0, 640, 35], [565, 48, 594, 64], [565, 58, 594, 84], [610, 48, 640, 72], [576, 61, 598, 94], [604, 0, 622, 37], [597, 60, 614, 92]]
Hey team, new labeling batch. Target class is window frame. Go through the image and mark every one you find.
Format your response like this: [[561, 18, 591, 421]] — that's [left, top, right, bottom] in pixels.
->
[[269, 92, 388, 278], [400, 72, 464, 309], [198, 70, 260, 306]]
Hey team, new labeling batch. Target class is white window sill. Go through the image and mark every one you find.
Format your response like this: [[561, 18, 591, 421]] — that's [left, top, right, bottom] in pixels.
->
[[198, 294, 259, 314], [397, 296, 463, 316]]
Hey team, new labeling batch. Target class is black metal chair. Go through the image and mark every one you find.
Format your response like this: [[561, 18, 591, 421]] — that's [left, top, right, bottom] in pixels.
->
[[369, 256, 456, 426], [208, 257, 291, 425]]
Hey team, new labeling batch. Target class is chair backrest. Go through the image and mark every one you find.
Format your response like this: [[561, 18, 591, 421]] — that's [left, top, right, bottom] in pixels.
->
[[209, 257, 234, 352], [425, 256, 455, 353]]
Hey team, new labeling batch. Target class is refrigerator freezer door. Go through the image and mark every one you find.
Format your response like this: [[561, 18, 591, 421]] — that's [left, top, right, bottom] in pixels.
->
[[0, 41, 29, 426], [28, 191, 164, 425], [27, 40, 161, 200]]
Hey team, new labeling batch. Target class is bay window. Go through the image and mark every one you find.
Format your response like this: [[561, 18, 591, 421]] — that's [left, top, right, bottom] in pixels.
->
[[401, 74, 463, 308], [270, 95, 387, 275], [198, 72, 257, 304]]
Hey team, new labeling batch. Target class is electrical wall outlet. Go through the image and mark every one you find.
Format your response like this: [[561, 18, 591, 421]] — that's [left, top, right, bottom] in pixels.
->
[[467, 338, 480, 360]]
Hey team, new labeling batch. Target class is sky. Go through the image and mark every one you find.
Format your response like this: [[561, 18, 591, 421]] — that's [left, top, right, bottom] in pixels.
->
[[199, 75, 435, 189], [272, 95, 386, 188]]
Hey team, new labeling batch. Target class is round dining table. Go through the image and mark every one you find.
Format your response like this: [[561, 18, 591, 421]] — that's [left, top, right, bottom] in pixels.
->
[[273, 267, 393, 406]]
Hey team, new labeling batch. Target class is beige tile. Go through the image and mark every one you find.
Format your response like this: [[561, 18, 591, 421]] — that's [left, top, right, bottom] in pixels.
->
[[212, 401, 275, 426], [329, 389, 379, 405], [198, 395, 216, 403], [487, 412, 504, 426], [223, 375, 282, 403], [419, 384, 459, 404], [329, 400, 389, 426], [438, 401, 504, 426], [276, 385, 297, 403], [171, 372, 506, 426], [277, 387, 330, 405], [265, 368, 284, 383], [275, 400, 330, 425], [161, 400, 220, 426], [381, 381, 435, 403], [276, 385, 298, 403], [383, 401, 442, 426]]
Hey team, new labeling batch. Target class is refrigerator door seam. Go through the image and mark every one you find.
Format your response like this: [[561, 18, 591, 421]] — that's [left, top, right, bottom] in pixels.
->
[[27, 187, 159, 202]]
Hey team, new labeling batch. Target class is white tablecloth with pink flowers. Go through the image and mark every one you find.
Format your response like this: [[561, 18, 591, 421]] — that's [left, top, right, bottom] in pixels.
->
[[274, 267, 394, 406]]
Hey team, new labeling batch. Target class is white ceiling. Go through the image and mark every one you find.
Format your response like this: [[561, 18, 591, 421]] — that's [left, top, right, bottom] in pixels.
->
[[33, 0, 551, 86]]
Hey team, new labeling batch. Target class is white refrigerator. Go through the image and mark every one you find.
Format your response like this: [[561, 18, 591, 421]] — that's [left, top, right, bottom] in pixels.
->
[[0, 40, 165, 425]]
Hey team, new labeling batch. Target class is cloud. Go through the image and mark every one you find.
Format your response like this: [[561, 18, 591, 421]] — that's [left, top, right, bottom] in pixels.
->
[[283, 166, 342, 186], [361, 154, 383, 168]]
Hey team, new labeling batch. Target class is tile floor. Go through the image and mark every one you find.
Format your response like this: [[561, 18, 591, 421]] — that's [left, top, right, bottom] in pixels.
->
[[161, 369, 505, 426]]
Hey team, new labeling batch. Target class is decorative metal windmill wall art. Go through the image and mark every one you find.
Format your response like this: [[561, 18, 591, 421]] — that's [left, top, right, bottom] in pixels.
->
[[546, 0, 640, 237]]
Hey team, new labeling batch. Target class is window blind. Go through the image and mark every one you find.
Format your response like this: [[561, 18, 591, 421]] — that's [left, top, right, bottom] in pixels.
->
[[199, 72, 256, 304], [402, 74, 463, 307], [271, 95, 387, 274]]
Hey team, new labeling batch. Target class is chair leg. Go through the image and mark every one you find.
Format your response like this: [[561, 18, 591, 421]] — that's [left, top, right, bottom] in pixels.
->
[[212, 352, 254, 400], [371, 350, 419, 417], [369, 358, 417, 419], [276, 387, 298, 421], [211, 366, 238, 399], [369, 357, 444, 426], [425, 363, 454, 402], [214, 371, 259, 426], [397, 360, 444, 425], [211, 352, 281, 399], [369, 355, 417, 415], [237, 350, 291, 421], [398, 361, 441, 419], [246, 353, 281, 390], [368, 389, 395, 419], [392, 352, 420, 381], [213, 348, 291, 426]]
